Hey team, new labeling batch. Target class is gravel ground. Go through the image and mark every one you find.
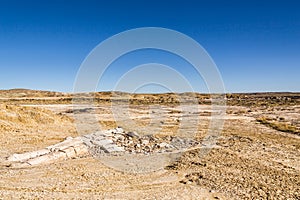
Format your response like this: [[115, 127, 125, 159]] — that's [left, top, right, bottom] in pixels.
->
[[0, 101, 299, 199]]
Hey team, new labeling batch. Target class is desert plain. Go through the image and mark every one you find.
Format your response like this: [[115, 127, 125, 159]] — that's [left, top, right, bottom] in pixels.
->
[[0, 89, 299, 199]]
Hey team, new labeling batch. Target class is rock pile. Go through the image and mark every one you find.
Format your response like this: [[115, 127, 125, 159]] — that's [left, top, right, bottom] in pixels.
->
[[82, 127, 199, 156], [7, 127, 200, 168]]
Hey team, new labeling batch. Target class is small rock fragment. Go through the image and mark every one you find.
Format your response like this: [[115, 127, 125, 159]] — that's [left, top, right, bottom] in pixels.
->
[[126, 131, 140, 138]]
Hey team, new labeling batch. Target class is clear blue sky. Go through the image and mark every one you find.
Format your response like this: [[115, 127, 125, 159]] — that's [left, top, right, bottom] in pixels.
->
[[0, 0, 299, 93]]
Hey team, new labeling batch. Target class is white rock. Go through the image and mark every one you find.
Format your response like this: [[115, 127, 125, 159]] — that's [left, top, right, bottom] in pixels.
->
[[93, 131, 108, 138], [159, 142, 168, 148], [165, 144, 174, 149], [115, 135, 125, 141], [103, 144, 125, 153], [7, 149, 50, 162], [126, 132, 140, 138], [115, 127, 124, 134], [141, 140, 149, 145], [92, 139, 113, 147]]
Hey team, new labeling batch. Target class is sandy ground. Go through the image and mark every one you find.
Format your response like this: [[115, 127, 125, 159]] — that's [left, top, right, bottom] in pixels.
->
[[0, 96, 299, 199]]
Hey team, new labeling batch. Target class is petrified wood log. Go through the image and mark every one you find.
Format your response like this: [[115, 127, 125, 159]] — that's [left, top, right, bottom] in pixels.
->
[[7, 136, 89, 168], [6, 128, 203, 169]]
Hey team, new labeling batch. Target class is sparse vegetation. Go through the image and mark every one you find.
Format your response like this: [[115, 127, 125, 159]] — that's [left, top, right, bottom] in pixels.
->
[[257, 116, 299, 135]]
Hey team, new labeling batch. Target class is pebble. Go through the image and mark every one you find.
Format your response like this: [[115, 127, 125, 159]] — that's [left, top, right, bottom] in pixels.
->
[[159, 142, 168, 148], [141, 140, 149, 145], [115, 127, 124, 134]]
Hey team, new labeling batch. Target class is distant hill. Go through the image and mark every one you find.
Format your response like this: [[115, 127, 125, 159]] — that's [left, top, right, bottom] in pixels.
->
[[0, 88, 299, 106], [0, 89, 68, 98]]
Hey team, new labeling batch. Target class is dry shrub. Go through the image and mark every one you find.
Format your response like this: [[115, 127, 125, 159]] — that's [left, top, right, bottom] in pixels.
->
[[257, 117, 299, 135]]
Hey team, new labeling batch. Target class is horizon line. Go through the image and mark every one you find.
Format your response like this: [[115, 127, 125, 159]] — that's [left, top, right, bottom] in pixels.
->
[[1, 88, 300, 95]]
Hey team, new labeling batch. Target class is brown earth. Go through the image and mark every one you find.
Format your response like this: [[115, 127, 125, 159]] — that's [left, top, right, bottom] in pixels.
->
[[0, 89, 299, 199]]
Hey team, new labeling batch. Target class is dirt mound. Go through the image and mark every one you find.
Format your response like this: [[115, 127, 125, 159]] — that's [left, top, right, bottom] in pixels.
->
[[0, 104, 72, 131], [0, 104, 76, 155], [0, 89, 68, 98]]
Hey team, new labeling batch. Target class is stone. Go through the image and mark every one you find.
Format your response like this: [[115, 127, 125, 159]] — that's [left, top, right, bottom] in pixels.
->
[[159, 142, 168, 148], [126, 131, 140, 138], [127, 140, 133, 145], [92, 131, 108, 138], [47, 137, 83, 152], [91, 139, 113, 147], [7, 149, 50, 162], [65, 136, 73, 140], [102, 144, 125, 153], [114, 135, 125, 141], [165, 144, 174, 149], [104, 129, 114, 136], [143, 146, 151, 152], [27, 151, 66, 166], [141, 139, 149, 146], [81, 138, 93, 147], [115, 127, 124, 134]]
